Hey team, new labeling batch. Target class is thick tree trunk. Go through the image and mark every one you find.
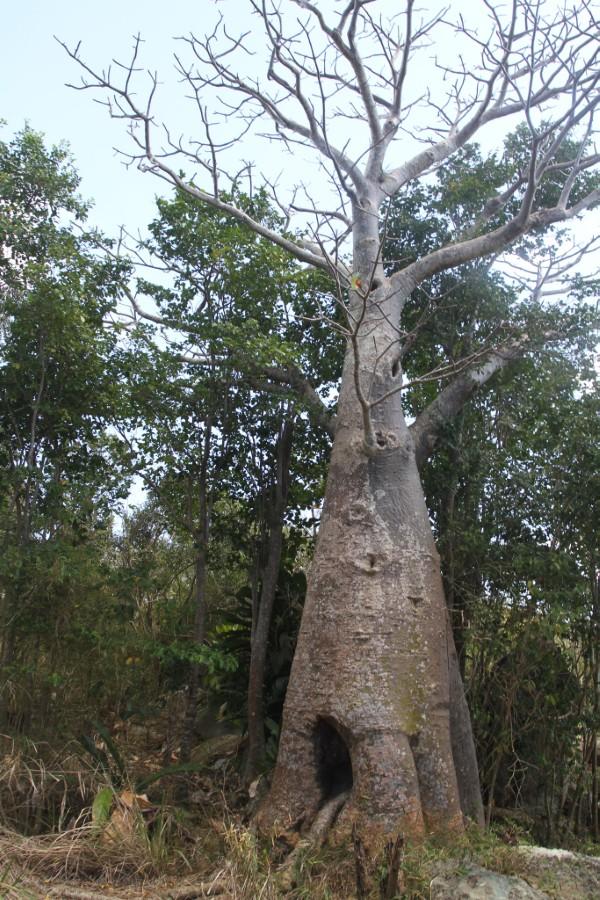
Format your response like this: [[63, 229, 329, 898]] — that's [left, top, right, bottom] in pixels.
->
[[244, 417, 294, 781], [258, 190, 484, 837], [259, 258, 470, 837]]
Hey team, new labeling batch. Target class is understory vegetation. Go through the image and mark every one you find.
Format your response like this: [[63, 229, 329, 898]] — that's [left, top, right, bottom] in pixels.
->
[[0, 121, 598, 896]]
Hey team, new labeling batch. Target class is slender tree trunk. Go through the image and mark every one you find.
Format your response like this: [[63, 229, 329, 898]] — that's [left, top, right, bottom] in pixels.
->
[[180, 419, 213, 765], [567, 740, 590, 834], [244, 417, 294, 782], [180, 546, 209, 763]]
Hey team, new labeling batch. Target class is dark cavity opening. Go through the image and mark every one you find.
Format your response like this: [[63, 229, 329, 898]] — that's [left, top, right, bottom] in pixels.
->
[[314, 718, 353, 800], [391, 358, 400, 377]]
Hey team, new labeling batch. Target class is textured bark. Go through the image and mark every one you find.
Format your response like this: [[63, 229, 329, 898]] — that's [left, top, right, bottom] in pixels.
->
[[259, 389, 462, 831], [259, 220, 465, 834], [447, 618, 485, 827], [244, 417, 294, 781]]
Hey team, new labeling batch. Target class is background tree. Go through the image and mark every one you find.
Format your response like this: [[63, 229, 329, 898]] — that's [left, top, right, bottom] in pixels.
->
[[0, 128, 129, 729], [440, 366, 600, 842], [116, 189, 337, 774]]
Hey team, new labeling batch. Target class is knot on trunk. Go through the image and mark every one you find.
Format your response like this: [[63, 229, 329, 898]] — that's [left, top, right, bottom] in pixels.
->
[[363, 429, 406, 457], [353, 550, 386, 574]]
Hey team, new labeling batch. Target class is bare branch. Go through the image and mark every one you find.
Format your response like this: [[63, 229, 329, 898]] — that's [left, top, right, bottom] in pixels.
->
[[410, 331, 559, 467], [57, 35, 347, 278], [402, 181, 600, 288]]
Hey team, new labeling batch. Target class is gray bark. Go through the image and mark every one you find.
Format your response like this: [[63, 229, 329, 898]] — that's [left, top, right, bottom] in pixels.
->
[[244, 417, 295, 781]]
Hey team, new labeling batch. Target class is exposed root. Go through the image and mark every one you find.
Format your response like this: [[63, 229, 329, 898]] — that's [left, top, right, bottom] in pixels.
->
[[276, 790, 350, 891], [306, 790, 350, 848]]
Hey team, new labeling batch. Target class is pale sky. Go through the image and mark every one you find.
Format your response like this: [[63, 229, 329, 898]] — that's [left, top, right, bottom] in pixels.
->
[[2, 1, 255, 234], [3, 2, 598, 256], [3, 0, 493, 240]]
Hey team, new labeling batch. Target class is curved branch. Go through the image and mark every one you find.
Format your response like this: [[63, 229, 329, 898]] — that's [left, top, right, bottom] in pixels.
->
[[145, 159, 346, 276], [255, 365, 337, 439], [409, 332, 559, 467], [57, 36, 346, 278]]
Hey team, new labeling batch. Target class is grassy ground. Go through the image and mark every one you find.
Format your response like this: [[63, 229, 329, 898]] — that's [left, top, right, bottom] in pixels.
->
[[0, 731, 598, 899]]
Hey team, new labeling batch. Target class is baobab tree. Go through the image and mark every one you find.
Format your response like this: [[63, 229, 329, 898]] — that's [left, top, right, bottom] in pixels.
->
[[62, 0, 600, 839]]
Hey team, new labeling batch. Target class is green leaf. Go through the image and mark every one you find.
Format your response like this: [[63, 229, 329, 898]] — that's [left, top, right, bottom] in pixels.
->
[[91, 787, 113, 826]]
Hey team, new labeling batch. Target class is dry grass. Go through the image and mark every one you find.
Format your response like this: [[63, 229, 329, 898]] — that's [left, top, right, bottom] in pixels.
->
[[0, 732, 230, 893], [0, 865, 39, 900], [2, 813, 593, 900], [0, 818, 155, 881], [0, 734, 563, 898], [0, 817, 273, 898], [200, 819, 364, 899], [0, 734, 101, 835]]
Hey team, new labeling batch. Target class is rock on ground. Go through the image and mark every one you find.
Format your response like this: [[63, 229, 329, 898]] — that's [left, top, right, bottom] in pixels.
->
[[430, 865, 549, 899], [518, 846, 600, 899]]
